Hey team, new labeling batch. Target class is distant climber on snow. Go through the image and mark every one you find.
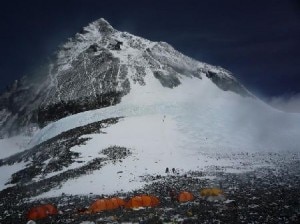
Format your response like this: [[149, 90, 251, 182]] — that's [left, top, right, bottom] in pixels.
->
[[165, 167, 169, 173]]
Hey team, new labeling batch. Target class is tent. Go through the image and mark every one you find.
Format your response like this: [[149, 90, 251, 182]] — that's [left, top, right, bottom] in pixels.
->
[[178, 191, 195, 202], [125, 195, 159, 209], [200, 188, 223, 197], [26, 204, 58, 220], [88, 197, 125, 213]]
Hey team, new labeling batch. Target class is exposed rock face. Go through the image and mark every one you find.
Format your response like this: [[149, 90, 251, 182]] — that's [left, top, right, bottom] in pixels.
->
[[0, 117, 124, 197], [0, 18, 251, 137], [205, 70, 250, 97], [153, 71, 181, 88]]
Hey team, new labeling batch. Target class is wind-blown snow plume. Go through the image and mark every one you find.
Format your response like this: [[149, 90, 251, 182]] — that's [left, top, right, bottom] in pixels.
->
[[267, 93, 300, 113]]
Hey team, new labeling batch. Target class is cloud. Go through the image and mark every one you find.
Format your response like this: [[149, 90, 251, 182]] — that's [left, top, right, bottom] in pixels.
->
[[267, 93, 300, 113]]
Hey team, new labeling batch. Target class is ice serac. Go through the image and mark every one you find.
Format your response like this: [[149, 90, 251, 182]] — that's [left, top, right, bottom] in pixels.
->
[[0, 18, 250, 137]]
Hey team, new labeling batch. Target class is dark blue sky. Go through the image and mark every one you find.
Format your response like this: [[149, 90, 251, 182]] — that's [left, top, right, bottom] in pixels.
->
[[0, 0, 299, 99]]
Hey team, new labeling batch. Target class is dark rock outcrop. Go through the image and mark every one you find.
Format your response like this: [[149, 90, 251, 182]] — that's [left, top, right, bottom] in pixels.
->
[[206, 70, 251, 97]]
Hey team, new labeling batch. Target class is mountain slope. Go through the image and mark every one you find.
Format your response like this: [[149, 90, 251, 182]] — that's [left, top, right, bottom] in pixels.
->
[[0, 18, 250, 137], [1, 66, 300, 199], [0, 18, 300, 208]]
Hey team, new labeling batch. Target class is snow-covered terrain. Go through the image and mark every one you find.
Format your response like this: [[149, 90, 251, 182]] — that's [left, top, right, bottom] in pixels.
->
[[29, 73, 300, 152], [0, 18, 249, 137], [0, 19, 299, 221], [0, 135, 30, 158], [28, 71, 300, 198]]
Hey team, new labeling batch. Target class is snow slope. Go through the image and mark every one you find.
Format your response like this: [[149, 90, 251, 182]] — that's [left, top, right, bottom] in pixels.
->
[[30, 72, 300, 152], [1, 18, 300, 198], [0, 18, 249, 137], [0, 135, 31, 158], [31, 70, 300, 198]]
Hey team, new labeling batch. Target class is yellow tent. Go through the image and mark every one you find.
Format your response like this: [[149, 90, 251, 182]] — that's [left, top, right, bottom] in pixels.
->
[[200, 188, 224, 197]]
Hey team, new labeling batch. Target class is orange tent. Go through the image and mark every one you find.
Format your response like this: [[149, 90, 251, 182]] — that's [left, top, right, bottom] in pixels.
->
[[200, 188, 223, 197], [125, 195, 159, 209], [178, 191, 195, 202], [88, 197, 125, 213], [26, 204, 58, 220]]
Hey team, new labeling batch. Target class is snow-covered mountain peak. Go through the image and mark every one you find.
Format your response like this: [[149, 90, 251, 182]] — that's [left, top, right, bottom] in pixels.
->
[[1, 18, 251, 137], [88, 18, 114, 32], [1, 19, 300, 215], [78, 17, 115, 38]]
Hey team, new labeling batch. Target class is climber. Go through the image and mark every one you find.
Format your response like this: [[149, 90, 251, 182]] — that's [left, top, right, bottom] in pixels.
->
[[165, 167, 169, 173]]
